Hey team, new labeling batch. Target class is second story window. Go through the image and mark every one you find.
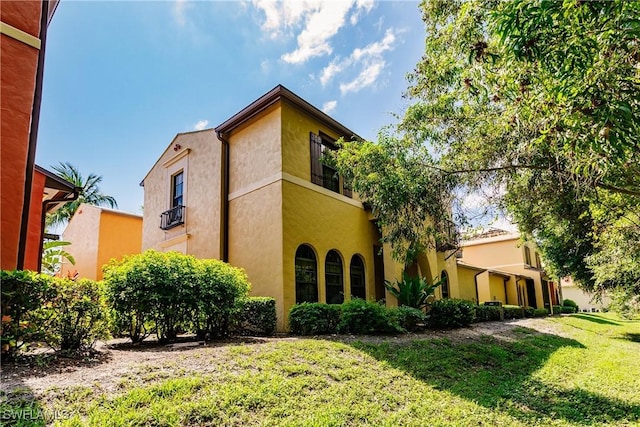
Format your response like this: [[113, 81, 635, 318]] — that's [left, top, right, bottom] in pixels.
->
[[172, 171, 184, 207], [310, 131, 351, 197], [524, 246, 532, 266]]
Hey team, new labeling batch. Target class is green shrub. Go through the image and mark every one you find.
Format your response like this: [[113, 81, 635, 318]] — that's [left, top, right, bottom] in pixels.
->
[[532, 308, 550, 317], [561, 306, 577, 314], [503, 305, 525, 319], [233, 297, 276, 336], [524, 306, 535, 318], [195, 258, 250, 339], [337, 299, 401, 334], [104, 250, 250, 343], [1, 270, 55, 359], [552, 305, 563, 315], [47, 278, 109, 353], [288, 303, 341, 335], [428, 299, 475, 329], [563, 299, 579, 313], [474, 305, 502, 322], [384, 273, 440, 309], [388, 306, 426, 332]]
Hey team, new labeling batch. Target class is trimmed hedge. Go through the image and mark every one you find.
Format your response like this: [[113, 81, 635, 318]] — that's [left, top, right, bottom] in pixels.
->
[[552, 305, 563, 315], [288, 303, 341, 335], [337, 299, 401, 335], [531, 308, 550, 317], [428, 299, 475, 329], [503, 305, 525, 319], [474, 305, 502, 322], [233, 297, 276, 336], [388, 306, 426, 332], [561, 306, 577, 314]]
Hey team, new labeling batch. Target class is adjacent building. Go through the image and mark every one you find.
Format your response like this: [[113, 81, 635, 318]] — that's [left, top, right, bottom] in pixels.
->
[[61, 204, 143, 281], [141, 85, 459, 329], [457, 229, 561, 310]]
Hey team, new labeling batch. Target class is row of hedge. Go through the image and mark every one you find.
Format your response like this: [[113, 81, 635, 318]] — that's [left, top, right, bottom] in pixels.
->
[[2, 250, 277, 360], [288, 297, 575, 336]]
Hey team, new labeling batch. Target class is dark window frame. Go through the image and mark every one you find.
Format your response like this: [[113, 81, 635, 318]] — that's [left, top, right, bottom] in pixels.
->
[[325, 250, 344, 304], [171, 171, 184, 208], [441, 270, 450, 299], [349, 254, 366, 299], [295, 244, 319, 304], [310, 131, 351, 197]]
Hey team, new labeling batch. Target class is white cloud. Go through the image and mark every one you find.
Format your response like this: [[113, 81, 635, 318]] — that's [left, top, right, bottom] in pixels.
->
[[193, 120, 209, 131], [252, 1, 376, 64], [339, 60, 384, 94], [173, 0, 188, 27], [321, 28, 396, 92], [322, 100, 337, 114]]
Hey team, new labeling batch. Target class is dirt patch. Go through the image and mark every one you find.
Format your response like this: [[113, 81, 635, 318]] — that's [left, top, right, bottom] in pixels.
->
[[0, 317, 565, 397]]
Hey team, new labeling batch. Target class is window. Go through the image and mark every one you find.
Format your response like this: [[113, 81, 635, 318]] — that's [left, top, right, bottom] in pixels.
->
[[524, 246, 532, 266], [350, 255, 366, 299], [310, 132, 351, 197], [535, 252, 542, 269], [440, 270, 450, 299], [295, 245, 318, 304], [172, 171, 184, 208], [325, 250, 344, 304]]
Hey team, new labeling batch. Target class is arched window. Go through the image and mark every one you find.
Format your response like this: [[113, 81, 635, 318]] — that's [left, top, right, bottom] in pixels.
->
[[325, 250, 344, 304], [524, 246, 532, 266], [350, 255, 366, 299], [295, 245, 318, 304], [441, 270, 450, 299]]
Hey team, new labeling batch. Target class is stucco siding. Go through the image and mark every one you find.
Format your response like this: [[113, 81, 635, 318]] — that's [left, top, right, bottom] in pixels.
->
[[96, 211, 142, 279], [62, 205, 101, 280]]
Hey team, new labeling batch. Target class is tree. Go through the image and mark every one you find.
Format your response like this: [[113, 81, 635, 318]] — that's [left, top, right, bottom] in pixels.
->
[[396, 0, 639, 297], [47, 162, 118, 228], [41, 240, 75, 276]]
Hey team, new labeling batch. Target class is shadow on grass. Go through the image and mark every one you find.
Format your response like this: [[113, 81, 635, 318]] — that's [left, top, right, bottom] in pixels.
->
[[619, 332, 640, 343], [105, 335, 273, 352], [570, 313, 620, 325], [349, 327, 640, 425]]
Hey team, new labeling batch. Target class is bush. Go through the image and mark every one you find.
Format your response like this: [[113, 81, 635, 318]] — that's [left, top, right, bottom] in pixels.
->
[[1, 271, 108, 359], [104, 250, 250, 343], [524, 306, 535, 318], [47, 278, 109, 353], [503, 305, 525, 319], [561, 306, 577, 314], [474, 305, 502, 322], [532, 308, 550, 317], [552, 305, 563, 315], [337, 299, 401, 334], [384, 273, 440, 309], [1, 270, 55, 359], [388, 306, 426, 332], [428, 299, 475, 329], [233, 297, 276, 336], [563, 299, 578, 308], [288, 303, 341, 335]]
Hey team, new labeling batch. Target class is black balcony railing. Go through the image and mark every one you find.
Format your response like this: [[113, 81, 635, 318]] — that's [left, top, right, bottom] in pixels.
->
[[160, 205, 185, 230]]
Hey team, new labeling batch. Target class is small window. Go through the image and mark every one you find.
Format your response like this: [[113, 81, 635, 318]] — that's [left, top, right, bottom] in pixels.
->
[[325, 250, 344, 304], [295, 245, 318, 304], [172, 171, 184, 208], [535, 252, 542, 269], [524, 246, 532, 266], [440, 270, 449, 299], [350, 255, 366, 299]]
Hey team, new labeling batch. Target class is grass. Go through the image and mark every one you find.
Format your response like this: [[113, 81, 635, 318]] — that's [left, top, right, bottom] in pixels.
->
[[2, 313, 639, 426]]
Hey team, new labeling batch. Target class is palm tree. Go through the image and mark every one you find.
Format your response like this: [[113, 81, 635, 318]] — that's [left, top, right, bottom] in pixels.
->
[[46, 162, 118, 228]]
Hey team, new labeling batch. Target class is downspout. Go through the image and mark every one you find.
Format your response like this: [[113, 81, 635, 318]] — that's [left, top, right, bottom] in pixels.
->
[[473, 270, 484, 305], [17, 0, 50, 270], [503, 277, 509, 305], [38, 186, 81, 273], [216, 131, 229, 262]]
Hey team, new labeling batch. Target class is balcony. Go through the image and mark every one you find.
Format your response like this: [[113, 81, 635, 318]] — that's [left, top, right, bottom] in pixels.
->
[[436, 219, 459, 252], [160, 205, 185, 230]]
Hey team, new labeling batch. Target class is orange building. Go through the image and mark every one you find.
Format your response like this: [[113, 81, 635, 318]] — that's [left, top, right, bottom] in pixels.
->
[[1, 0, 63, 271], [60, 204, 143, 281]]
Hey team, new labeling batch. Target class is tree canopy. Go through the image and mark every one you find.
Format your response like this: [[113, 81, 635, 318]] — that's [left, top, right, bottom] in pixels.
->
[[332, 0, 639, 297], [47, 162, 118, 228]]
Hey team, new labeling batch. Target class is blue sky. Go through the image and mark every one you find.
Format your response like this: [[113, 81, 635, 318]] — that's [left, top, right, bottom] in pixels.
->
[[36, 0, 426, 216]]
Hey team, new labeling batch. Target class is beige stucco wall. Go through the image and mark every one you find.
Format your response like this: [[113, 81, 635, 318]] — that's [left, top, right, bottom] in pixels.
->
[[460, 235, 547, 309], [456, 265, 481, 302], [142, 129, 223, 258], [61, 204, 101, 280]]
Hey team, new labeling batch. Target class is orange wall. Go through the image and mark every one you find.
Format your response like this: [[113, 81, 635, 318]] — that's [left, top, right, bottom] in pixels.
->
[[0, 2, 42, 270], [96, 211, 142, 279], [24, 170, 45, 270]]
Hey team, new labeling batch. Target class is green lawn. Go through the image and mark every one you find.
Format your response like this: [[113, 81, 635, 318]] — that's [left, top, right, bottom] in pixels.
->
[[2, 313, 639, 426]]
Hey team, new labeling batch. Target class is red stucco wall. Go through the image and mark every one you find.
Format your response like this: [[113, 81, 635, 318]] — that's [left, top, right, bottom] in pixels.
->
[[0, 2, 42, 270], [24, 170, 46, 271]]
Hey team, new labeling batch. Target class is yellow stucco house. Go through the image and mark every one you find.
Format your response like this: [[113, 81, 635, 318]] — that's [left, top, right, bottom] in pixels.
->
[[141, 85, 460, 330], [456, 229, 561, 311], [61, 203, 143, 281]]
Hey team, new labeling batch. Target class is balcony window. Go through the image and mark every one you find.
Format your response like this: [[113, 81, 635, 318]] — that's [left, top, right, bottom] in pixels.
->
[[172, 171, 184, 208], [310, 132, 351, 197]]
